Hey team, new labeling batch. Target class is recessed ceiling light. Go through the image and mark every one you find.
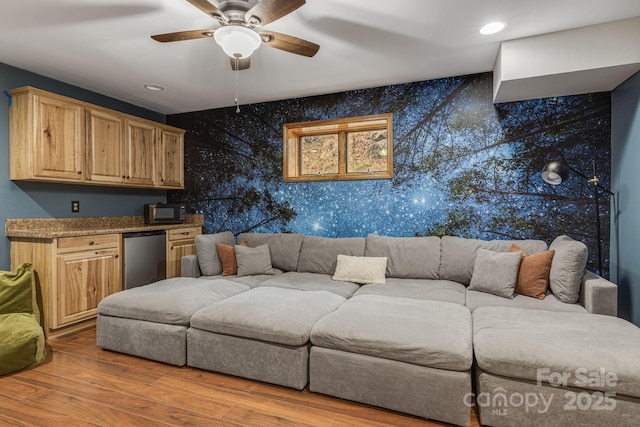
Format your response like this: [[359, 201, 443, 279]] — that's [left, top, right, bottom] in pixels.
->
[[144, 84, 164, 91], [479, 22, 506, 35]]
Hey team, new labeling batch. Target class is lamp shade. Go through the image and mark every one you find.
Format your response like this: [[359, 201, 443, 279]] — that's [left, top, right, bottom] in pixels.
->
[[541, 161, 570, 185], [214, 25, 262, 59]]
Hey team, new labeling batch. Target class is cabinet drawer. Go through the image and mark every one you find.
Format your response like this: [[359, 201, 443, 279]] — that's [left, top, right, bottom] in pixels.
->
[[57, 234, 120, 253], [167, 227, 201, 241]]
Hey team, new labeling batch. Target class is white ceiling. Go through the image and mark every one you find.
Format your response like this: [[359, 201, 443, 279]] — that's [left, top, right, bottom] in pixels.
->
[[1, 0, 639, 115]]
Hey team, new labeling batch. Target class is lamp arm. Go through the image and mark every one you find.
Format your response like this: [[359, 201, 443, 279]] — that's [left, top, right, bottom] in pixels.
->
[[566, 165, 614, 196]]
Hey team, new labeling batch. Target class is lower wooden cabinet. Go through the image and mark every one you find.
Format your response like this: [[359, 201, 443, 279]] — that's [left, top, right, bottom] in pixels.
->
[[10, 233, 122, 338], [166, 227, 202, 278], [55, 246, 121, 328]]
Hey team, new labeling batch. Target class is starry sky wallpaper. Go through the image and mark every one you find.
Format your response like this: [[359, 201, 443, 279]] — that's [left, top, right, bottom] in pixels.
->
[[167, 72, 611, 276]]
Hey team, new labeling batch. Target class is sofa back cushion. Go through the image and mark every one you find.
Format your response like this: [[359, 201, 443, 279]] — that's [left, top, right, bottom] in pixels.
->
[[549, 235, 588, 304], [195, 231, 236, 276], [364, 234, 441, 279], [236, 233, 304, 272], [439, 236, 548, 285], [297, 236, 366, 275]]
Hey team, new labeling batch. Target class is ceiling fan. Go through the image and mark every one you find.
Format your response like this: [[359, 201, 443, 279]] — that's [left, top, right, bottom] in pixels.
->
[[151, 0, 319, 70]]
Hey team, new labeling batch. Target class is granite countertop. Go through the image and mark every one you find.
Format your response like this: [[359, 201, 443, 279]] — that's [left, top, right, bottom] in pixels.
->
[[5, 215, 205, 239]]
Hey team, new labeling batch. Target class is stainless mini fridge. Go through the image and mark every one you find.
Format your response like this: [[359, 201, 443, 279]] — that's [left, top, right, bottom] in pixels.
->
[[123, 230, 166, 289]]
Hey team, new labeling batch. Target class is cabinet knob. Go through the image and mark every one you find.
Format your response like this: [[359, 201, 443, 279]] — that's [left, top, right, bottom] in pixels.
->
[[122, 175, 126, 179], [77, 171, 82, 175], [89, 241, 95, 245], [182, 232, 189, 235], [127, 176, 130, 179], [115, 255, 119, 259]]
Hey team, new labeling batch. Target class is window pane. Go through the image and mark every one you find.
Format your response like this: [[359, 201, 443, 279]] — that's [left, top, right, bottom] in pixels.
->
[[300, 134, 339, 175], [347, 130, 388, 173]]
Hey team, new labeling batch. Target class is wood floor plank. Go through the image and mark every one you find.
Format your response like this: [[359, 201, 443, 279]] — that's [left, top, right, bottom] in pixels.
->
[[222, 406, 325, 427], [252, 383, 441, 427], [0, 376, 41, 399], [14, 369, 224, 426], [154, 376, 336, 427], [2, 328, 482, 426], [0, 389, 103, 427]]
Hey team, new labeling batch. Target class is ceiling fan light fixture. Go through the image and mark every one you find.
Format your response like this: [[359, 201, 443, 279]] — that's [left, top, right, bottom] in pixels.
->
[[214, 25, 261, 59]]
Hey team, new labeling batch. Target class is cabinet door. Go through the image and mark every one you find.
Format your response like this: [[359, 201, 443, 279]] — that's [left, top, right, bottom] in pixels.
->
[[55, 248, 121, 328], [86, 109, 125, 184], [34, 95, 84, 180], [126, 120, 157, 186], [166, 240, 196, 278], [158, 129, 184, 188]]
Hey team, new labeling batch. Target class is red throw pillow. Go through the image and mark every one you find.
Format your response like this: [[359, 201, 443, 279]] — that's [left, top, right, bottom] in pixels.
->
[[509, 243, 555, 300], [215, 240, 248, 276]]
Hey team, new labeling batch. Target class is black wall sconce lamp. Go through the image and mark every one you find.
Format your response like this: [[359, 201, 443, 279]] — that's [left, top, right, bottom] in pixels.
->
[[541, 160, 615, 275]]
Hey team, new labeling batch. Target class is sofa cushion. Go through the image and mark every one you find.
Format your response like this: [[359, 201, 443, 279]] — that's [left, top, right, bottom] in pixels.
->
[[215, 241, 248, 276], [364, 234, 440, 279], [510, 244, 555, 299], [297, 236, 366, 275], [190, 287, 346, 346], [473, 306, 640, 398], [354, 278, 466, 305], [311, 294, 472, 371], [257, 272, 360, 298], [549, 235, 588, 304], [332, 255, 387, 284], [195, 232, 235, 276], [198, 272, 282, 288], [468, 248, 522, 299], [465, 289, 587, 313], [236, 232, 304, 272], [439, 236, 548, 285], [98, 278, 249, 325], [235, 244, 275, 276]]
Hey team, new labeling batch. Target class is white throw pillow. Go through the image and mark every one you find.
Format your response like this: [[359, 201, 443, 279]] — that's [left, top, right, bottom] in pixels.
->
[[332, 255, 387, 285]]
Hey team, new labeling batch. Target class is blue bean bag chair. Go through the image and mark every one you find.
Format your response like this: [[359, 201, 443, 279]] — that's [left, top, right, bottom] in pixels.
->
[[0, 263, 46, 375]]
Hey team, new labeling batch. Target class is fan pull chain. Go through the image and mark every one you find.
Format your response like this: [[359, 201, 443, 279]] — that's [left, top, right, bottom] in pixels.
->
[[234, 57, 240, 113]]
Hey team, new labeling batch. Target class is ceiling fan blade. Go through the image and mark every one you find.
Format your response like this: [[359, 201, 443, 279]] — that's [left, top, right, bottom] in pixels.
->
[[259, 31, 319, 57], [245, 0, 305, 26], [186, 0, 228, 22], [151, 29, 214, 43], [230, 57, 251, 71]]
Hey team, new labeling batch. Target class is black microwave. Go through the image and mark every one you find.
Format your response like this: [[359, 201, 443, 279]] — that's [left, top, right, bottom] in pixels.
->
[[144, 203, 186, 224]]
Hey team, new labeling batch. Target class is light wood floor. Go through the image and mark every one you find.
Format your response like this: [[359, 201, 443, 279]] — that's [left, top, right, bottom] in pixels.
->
[[0, 328, 481, 426]]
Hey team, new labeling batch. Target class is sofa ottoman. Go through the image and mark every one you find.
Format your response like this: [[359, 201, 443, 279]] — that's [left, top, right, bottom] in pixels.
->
[[309, 294, 473, 426], [97, 278, 249, 366], [473, 306, 640, 427], [187, 287, 346, 389]]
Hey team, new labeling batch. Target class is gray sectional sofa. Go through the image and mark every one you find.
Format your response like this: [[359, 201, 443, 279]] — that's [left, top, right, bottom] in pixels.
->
[[97, 232, 640, 427]]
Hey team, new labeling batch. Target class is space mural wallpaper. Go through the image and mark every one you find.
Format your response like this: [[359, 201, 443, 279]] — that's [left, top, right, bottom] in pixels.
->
[[167, 72, 611, 276]]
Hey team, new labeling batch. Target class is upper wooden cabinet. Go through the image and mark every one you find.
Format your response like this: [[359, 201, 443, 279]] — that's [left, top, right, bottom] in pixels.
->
[[9, 86, 184, 189], [87, 108, 125, 184], [158, 128, 184, 189], [10, 90, 85, 182]]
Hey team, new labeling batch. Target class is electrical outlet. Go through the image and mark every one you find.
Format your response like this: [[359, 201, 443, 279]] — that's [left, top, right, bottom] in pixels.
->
[[71, 201, 80, 213]]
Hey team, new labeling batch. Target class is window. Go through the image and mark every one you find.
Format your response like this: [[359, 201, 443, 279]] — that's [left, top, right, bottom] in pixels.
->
[[283, 113, 393, 182]]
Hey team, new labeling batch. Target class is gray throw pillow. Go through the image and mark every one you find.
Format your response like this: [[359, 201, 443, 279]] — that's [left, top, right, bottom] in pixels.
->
[[469, 248, 522, 299], [195, 231, 235, 276], [549, 235, 588, 304], [235, 244, 275, 277]]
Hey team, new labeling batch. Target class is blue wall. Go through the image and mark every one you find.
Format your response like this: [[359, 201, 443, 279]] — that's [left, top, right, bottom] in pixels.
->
[[611, 70, 640, 326], [0, 62, 167, 270]]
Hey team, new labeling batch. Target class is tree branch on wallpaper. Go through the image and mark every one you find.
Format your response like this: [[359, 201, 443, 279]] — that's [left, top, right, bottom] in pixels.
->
[[167, 72, 611, 277]]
